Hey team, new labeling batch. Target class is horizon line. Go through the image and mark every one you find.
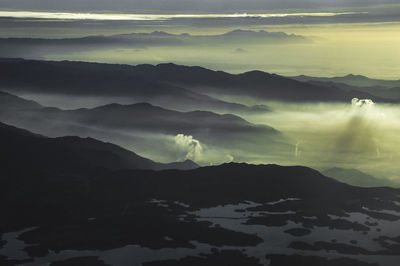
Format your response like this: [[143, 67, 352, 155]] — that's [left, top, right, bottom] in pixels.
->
[[0, 10, 366, 21]]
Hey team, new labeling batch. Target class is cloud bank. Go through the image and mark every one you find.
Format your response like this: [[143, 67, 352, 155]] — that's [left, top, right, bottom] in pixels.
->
[[0, 11, 363, 21], [0, 0, 399, 13]]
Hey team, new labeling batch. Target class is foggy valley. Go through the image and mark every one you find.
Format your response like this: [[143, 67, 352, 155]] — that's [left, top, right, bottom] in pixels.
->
[[1, 2, 400, 266]]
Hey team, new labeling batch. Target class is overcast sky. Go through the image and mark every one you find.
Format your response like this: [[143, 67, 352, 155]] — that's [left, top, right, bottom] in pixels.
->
[[1, 0, 400, 12]]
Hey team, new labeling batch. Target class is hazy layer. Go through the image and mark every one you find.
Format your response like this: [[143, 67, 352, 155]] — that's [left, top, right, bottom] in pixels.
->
[[45, 25, 399, 79], [1, 22, 397, 79], [10, 91, 400, 183], [1, 0, 399, 79], [244, 99, 400, 182]]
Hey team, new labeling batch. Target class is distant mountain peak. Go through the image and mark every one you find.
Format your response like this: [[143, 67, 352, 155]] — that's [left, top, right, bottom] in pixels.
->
[[93, 102, 167, 112], [150, 30, 172, 36], [344, 74, 367, 79], [224, 29, 284, 36]]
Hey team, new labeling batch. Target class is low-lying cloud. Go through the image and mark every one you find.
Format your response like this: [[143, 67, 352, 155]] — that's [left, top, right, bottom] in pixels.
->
[[173, 134, 203, 162], [245, 99, 400, 182]]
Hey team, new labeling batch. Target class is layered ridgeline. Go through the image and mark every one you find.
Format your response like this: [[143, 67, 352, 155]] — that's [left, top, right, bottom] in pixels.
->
[[0, 58, 393, 105], [0, 59, 271, 114], [1, 122, 400, 266], [293, 74, 400, 101], [0, 122, 198, 172], [322, 168, 400, 188], [0, 91, 290, 164], [0, 30, 308, 61], [293, 74, 400, 89]]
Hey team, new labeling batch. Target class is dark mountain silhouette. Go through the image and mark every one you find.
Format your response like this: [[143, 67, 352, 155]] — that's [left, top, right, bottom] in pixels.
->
[[137, 63, 391, 102], [0, 122, 198, 172], [0, 90, 42, 110], [161, 159, 199, 171], [0, 58, 387, 103], [293, 74, 400, 89], [291, 78, 400, 101], [1, 123, 397, 218], [1, 123, 399, 266], [0, 59, 270, 114], [322, 167, 399, 188]]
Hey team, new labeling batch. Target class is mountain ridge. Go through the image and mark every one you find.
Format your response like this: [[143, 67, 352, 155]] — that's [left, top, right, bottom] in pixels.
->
[[0, 121, 198, 172], [293, 74, 400, 89], [0, 58, 391, 103]]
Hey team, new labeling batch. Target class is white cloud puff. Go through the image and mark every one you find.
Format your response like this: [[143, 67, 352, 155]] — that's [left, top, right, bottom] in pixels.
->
[[174, 134, 203, 162]]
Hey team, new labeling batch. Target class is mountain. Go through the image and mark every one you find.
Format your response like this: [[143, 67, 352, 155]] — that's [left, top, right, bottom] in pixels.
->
[[293, 74, 400, 89], [160, 159, 200, 171], [0, 90, 42, 110], [0, 30, 306, 47], [144, 64, 386, 102], [0, 58, 388, 103], [220, 29, 304, 39], [0, 30, 307, 59], [291, 77, 400, 101], [322, 168, 399, 188], [0, 92, 287, 160], [0, 122, 198, 172], [68, 102, 276, 136], [1, 137, 399, 266], [0, 59, 270, 114]]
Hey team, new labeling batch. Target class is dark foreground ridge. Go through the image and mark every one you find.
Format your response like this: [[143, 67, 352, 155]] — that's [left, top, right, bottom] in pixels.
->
[[0, 122, 399, 265], [0, 121, 198, 173]]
